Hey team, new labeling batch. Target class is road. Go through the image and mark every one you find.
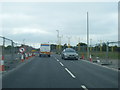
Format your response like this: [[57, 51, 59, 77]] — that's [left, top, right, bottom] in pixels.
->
[[2, 54, 119, 88]]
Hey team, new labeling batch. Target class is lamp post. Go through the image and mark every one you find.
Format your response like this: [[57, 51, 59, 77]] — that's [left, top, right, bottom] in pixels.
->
[[90, 38, 92, 52], [67, 36, 71, 48], [59, 35, 63, 54], [87, 12, 89, 59], [23, 39, 26, 45], [78, 37, 80, 53]]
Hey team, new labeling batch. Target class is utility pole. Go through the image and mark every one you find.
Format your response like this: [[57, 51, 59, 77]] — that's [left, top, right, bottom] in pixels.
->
[[106, 42, 109, 60], [87, 12, 89, 59], [90, 38, 92, 53], [67, 36, 71, 48], [78, 37, 80, 53], [23, 39, 25, 45], [100, 40, 102, 52], [59, 35, 63, 54]]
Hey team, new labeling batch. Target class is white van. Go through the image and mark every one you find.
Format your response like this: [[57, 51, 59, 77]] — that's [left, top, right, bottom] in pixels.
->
[[39, 44, 51, 57]]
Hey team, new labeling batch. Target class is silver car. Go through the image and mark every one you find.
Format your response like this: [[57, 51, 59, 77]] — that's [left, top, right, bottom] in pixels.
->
[[61, 48, 79, 60]]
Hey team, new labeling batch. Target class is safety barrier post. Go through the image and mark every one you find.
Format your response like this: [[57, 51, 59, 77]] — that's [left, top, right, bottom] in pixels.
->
[[21, 54, 24, 62], [25, 53, 28, 60], [0, 56, 5, 71], [89, 54, 92, 62]]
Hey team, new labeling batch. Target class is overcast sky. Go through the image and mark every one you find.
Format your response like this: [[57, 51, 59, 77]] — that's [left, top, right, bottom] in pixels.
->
[[0, 1, 118, 48]]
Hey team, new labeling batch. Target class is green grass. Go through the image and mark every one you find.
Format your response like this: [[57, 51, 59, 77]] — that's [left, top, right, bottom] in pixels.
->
[[78, 51, 118, 60]]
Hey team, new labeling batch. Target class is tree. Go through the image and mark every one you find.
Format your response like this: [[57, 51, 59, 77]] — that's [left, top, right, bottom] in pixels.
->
[[50, 44, 57, 51], [76, 42, 87, 46], [63, 43, 67, 49], [102, 43, 107, 51]]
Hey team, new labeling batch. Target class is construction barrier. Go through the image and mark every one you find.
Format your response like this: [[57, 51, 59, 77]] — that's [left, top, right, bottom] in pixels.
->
[[81, 54, 84, 59], [25, 53, 28, 60], [0, 56, 5, 71], [21, 54, 24, 62], [89, 54, 92, 62], [30, 53, 32, 57]]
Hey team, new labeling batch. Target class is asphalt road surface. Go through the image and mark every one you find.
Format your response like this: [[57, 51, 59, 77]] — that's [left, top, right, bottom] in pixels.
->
[[2, 54, 119, 88]]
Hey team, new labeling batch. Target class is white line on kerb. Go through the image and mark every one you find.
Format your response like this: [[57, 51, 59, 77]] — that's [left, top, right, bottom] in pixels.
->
[[65, 68, 76, 78], [59, 62, 64, 66], [81, 85, 88, 90]]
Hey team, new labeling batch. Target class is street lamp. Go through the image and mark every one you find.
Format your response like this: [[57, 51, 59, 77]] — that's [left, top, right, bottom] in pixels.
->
[[23, 39, 26, 45], [66, 36, 71, 48], [59, 35, 63, 53], [87, 12, 89, 59]]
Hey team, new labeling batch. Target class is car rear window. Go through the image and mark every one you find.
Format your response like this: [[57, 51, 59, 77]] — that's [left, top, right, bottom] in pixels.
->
[[65, 48, 75, 52]]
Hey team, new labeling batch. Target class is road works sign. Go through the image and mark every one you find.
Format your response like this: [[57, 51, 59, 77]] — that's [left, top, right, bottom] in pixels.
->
[[19, 47, 25, 53]]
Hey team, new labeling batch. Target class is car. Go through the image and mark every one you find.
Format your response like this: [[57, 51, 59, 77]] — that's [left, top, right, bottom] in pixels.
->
[[61, 48, 79, 60]]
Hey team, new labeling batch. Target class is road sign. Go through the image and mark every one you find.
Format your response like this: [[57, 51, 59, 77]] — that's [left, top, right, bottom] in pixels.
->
[[19, 47, 25, 53]]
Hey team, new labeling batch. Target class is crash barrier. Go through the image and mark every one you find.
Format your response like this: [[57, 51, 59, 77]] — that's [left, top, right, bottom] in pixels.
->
[[0, 36, 35, 71]]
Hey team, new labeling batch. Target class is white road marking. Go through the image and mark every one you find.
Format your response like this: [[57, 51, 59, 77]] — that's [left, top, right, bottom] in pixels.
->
[[59, 62, 64, 66], [65, 68, 76, 78], [54, 57, 59, 61], [57, 59, 59, 61], [81, 85, 88, 90]]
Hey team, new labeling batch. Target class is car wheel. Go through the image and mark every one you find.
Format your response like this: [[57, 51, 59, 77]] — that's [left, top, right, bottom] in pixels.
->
[[39, 54, 41, 57], [75, 58, 78, 60], [48, 55, 50, 57]]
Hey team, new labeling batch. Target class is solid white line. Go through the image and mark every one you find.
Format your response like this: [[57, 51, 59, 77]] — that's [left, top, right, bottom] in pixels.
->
[[59, 62, 64, 66], [65, 68, 76, 78], [81, 85, 88, 90]]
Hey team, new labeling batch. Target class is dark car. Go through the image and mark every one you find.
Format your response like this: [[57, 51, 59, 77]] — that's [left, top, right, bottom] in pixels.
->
[[61, 48, 79, 60]]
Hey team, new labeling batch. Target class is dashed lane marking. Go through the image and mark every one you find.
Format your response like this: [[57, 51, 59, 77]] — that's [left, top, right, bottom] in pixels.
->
[[59, 62, 64, 66], [81, 85, 88, 90], [57, 59, 59, 61], [65, 68, 76, 78]]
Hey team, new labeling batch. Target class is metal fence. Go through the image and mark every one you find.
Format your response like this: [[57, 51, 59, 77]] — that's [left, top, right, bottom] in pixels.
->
[[51, 41, 119, 62], [0, 36, 33, 71], [77, 41, 119, 61]]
